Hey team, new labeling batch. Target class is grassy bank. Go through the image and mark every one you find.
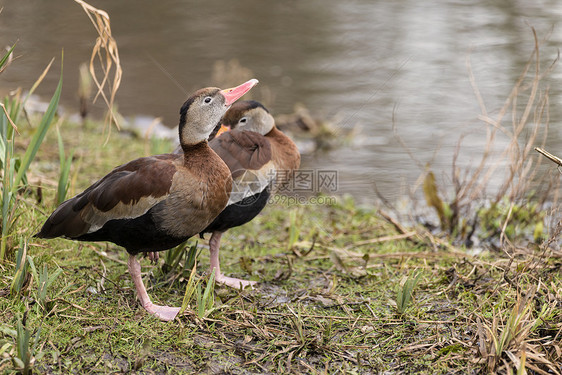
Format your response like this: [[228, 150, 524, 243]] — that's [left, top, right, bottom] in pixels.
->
[[0, 116, 560, 374], [0, 8, 561, 372]]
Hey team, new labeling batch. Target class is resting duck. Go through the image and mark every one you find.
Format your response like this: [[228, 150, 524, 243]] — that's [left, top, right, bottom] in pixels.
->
[[198, 100, 301, 288], [35, 79, 259, 321]]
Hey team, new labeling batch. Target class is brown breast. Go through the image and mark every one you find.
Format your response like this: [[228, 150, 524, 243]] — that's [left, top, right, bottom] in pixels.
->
[[152, 142, 232, 238]]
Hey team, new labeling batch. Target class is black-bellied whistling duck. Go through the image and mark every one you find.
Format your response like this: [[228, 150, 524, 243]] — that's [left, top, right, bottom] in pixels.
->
[[199, 100, 301, 288], [35, 79, 259, 321]]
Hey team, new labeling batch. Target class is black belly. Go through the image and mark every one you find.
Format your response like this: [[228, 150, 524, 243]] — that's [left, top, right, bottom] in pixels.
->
[[75, 210, 189, 255], [201, 188, 270, 235]]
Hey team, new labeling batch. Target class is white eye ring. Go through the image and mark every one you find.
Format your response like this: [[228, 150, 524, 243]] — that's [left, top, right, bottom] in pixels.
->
[[204, 97, 212, 104], [239, 117, 247, 123]]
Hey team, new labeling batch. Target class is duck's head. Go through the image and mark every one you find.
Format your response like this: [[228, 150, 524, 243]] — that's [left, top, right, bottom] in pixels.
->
[[179, 79, 258, 147], [218, 100, 274, 137]]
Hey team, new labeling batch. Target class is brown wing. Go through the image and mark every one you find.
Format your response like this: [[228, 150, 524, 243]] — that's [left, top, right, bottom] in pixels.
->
[[267, 127, 301, 189], [209, 130, 272, 177], [36, 154, 179, 239]]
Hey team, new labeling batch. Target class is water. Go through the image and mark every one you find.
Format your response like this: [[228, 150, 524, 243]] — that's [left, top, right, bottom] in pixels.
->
[[1, 0, 561, 203]]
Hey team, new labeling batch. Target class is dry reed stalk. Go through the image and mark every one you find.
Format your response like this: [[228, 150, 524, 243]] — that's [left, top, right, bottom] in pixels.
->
[[74, 0, 122, 132], [411, 27, 560, 244], [535, 147, 562, 167], [465, 28, 551, 204]]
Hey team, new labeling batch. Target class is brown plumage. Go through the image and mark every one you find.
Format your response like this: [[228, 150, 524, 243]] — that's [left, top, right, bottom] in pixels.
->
[[210, 130, 272, 178], [37, 154, 178, 240], [195, 100, 301, 289], [35, 79, 259, 321], [218, 100, 300, 186], [264, 127, 301, 189]]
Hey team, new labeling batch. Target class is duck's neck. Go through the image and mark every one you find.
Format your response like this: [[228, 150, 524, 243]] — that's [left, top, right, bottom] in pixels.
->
[[265, 126, 280, 138], [180, 141, 209, 161]]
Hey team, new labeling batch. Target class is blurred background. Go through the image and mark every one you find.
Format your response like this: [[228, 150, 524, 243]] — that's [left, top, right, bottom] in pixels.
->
[[0, 0, 561, 204]]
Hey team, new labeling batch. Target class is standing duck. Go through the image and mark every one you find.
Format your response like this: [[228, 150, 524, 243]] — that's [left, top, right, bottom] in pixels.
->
[[35, 79, 259, 321], [199, 100, 301, 288]]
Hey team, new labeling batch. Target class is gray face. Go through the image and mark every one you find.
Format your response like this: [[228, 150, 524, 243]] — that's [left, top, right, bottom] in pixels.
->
[[179, 87, 229, 145], [234, 107, 275, 135]]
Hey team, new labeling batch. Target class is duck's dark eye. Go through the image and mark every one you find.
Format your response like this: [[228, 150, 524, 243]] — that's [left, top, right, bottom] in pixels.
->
[[204, 97, 212, 104], [240, 118, 247, 123]]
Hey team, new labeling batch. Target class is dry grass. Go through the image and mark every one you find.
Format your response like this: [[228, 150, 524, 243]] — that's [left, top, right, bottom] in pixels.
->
[[1, 6, 561, 373], [0, 113, 561, 373], [535, 147, 562, 168], [382, 28, 562, 374], [467, 28, 557, 205], [74, 0, 122, 132], [395, 28, 561, 249], [473, 251, 562, 374]]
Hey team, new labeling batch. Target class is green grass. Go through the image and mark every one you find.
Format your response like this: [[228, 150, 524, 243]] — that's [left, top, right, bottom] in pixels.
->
[[0, 117, 560, 374]]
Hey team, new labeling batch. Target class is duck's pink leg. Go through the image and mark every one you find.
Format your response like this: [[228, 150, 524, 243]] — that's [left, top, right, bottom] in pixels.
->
[[209, 231, 256, 290], [128, 254, 179, 321]]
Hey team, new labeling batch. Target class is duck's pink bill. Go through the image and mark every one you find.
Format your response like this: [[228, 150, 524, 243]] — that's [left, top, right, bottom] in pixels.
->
[[220, 79, 259, 106]]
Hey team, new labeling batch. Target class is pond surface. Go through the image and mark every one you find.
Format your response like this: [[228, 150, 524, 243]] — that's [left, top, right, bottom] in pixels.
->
[[1, 0, 561, 203]]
